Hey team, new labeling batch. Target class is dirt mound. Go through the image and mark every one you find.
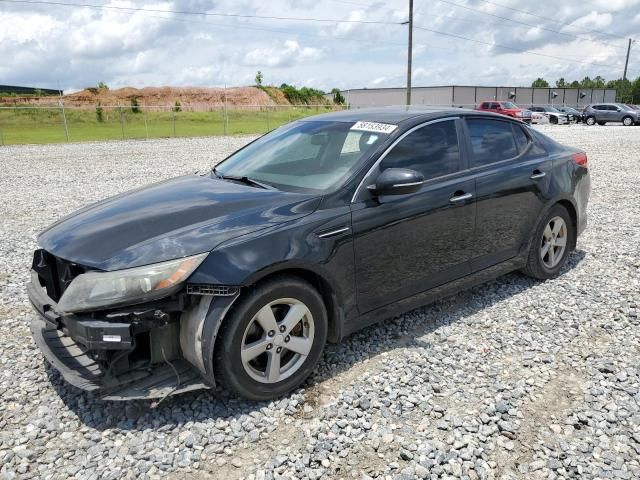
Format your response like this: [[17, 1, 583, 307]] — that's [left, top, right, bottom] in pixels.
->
[[0, 86, 277, 109]]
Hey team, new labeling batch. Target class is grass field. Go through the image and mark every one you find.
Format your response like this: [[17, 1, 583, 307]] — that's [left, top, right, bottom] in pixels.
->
[[0, 106, 340, 145]]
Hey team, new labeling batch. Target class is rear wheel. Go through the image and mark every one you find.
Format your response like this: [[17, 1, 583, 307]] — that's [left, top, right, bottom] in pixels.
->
[[622, 116, 633, 126], [522, 205, 574, 280], [550, 116, 558, 125], [214, 277, 327, 400], [585, 116, 596, 126]]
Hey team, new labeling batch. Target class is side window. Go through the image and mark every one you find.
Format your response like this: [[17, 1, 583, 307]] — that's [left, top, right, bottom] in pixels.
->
[[512, 124, 530, 154], [380, 120, 460, 180], [490, 102, 500, 109], [466, 118, 518, 166], [480, 102, 490, 109]]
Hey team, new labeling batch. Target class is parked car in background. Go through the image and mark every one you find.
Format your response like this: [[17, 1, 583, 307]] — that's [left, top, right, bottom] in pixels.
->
[[530, 111, 549, 124], [528, 106, 570, 125], [475, 101, 532, 123], [28, 107, 590, 401], [556, 106, 583, 123], [583, 103, 640, 126]]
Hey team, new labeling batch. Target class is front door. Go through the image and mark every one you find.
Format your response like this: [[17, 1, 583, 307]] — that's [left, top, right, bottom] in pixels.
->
[[351, 119, 476, 313]]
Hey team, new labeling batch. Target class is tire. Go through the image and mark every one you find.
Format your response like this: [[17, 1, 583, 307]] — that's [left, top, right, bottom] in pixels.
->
[[522, 204, 574, 280], [597, 121, 606, 126], [585, 116, 596, 126], [214, 276, 327, 400], [622, 116, 633, 126], [550, 116, 558, 125]]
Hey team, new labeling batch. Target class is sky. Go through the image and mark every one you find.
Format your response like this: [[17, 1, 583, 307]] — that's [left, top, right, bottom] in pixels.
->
[[1, 0, 639, 92]]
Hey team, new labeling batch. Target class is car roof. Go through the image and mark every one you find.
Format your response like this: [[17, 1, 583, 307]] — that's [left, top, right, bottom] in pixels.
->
[[299, 106, 500, 125]]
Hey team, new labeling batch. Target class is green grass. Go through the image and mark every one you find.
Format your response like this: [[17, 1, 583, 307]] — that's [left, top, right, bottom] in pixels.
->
[[0, 106, 338, 145]]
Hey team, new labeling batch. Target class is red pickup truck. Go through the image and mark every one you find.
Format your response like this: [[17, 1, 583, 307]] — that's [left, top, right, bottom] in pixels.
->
[[475, 101, 532, 123]]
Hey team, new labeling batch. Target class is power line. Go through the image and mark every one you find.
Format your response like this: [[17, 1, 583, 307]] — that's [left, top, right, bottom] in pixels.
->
[[413, 24, 620, 68], [0, 0, 402, 25], [1, 0, 623, 73], [414, 11, 627, 58], [435, 0, 629, 50], [468, 0, 631, 41]]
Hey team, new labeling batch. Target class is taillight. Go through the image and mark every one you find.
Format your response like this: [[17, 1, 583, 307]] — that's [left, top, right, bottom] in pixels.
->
[[572, 151, 588, 168]]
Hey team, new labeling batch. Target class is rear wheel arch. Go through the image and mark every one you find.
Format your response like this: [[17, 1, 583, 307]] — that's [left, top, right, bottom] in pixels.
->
[[556, 199, 578, 250]]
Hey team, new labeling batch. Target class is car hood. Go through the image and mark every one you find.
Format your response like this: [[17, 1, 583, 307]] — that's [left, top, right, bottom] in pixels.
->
[[38, 174, 320, 271]]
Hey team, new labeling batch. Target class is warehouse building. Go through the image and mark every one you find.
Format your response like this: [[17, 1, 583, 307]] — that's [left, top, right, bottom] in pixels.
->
[[334, 85, 617, 109]]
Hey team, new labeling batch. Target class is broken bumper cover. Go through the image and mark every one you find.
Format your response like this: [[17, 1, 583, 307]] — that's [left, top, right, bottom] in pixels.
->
[[27, 272, 210, 400]]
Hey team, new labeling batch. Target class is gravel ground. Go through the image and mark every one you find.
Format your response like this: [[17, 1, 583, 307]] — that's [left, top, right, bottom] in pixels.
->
[[1, 126, 639, 480]]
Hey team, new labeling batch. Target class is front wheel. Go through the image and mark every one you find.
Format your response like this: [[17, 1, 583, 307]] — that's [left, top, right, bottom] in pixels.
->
[[622, 116, 633, 126], [585, 116, 596, 126], [522, 205, 574, 280], [214, 277, 327, 400], [550, 116, 558, 125]]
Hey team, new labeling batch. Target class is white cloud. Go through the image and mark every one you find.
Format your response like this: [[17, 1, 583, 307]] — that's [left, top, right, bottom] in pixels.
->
[[243, 40, 323, 68]]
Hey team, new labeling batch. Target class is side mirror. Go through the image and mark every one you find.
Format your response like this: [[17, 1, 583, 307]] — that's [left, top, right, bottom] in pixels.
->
[[367, 168, 424, 196]]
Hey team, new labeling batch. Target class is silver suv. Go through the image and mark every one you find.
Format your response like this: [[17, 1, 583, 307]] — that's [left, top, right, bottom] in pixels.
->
[[583, 103, 639, 126]]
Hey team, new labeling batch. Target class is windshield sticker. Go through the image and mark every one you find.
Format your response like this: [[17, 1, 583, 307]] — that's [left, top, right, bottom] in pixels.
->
[[351, 121, 397, 134]]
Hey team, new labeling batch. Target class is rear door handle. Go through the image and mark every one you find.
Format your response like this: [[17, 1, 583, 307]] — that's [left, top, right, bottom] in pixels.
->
[[449, 192, 473, 203], [530, 171, 546, 180]]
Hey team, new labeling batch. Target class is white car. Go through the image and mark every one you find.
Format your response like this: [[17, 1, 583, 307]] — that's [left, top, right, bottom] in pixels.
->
[[530, 111, 549, 124], [529, 106, 570, 125]]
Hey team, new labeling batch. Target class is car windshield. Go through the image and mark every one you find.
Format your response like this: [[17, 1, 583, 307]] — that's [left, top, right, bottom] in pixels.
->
[[502, 102, 517, 108], [215, 120, 389, 193]]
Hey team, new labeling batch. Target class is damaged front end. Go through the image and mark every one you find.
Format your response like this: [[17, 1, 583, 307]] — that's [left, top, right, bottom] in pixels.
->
[[27, 249, 237, 400]]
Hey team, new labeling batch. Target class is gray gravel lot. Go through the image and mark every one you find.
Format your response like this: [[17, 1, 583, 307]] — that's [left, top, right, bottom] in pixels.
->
[[1, 126, 639, 480]]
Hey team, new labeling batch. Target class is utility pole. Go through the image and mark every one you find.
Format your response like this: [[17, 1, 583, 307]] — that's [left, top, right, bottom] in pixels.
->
[[623, 38, 633, 82], [405, 0, 413, 106]]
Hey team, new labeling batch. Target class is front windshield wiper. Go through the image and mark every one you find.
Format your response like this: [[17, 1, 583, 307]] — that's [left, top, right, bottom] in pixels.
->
[[212, 168, 275, 190]]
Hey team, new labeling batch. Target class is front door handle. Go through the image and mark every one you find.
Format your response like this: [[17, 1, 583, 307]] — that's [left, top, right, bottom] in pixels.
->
[[449, 192, 473, 203], [530, 171, 546, 180]]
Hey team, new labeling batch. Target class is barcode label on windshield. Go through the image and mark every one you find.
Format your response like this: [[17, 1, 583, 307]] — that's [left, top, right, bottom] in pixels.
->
[[351, 121, 397, 134]]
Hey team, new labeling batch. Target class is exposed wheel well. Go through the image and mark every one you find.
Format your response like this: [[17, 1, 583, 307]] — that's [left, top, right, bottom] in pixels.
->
[[556, 200, 578, 250], [243, 268, 341, 343]]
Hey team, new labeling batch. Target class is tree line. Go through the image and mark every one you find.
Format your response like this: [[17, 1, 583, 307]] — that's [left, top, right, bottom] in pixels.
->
[[531, 76, 640, 103]]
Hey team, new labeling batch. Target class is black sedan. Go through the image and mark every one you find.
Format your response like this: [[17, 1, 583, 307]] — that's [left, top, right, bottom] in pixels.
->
[[556, 106, 584, 123], [28, 107, 590, 401]]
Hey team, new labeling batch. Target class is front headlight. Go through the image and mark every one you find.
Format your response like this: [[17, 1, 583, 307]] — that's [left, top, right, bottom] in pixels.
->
[[57, 253, 208, 313]]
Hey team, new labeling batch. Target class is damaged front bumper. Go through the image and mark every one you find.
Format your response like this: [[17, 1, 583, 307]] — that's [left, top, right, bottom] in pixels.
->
[[27, 270, 218, 401]]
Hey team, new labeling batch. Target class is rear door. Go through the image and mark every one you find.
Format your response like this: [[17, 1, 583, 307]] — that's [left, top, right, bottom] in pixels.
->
[[464, 117, 553, 271], [351, 118, 476, 313]]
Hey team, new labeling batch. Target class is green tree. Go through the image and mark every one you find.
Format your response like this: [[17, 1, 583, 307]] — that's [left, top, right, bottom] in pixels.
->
[[555, 78, 567, 88], [173, 100, 182, 112], [579, 76, 595, 88], [98, 81, 109, 90], [95, 102, 104, 123], [531, 77, 550, 87], [629, 76, 640, 103], [331, 88, 345, 105], [569, 80, 580, 88], [130, 97, 140, 113], [593, 76, 606, 88], [255, 71, 263, 87]]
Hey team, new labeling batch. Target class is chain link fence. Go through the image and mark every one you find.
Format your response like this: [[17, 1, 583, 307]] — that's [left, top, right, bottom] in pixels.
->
[[0, 104, 348, 145]]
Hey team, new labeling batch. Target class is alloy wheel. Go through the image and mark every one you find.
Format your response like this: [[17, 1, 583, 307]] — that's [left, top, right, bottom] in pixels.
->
[[240, 298, 314, 383], [540, 216, 568, 269], [623, 117, 633, 126]]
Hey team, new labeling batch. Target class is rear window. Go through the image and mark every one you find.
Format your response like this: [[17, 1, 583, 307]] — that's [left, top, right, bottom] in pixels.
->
[[512, 124, 529, 153], [466, 118, 518, 166]]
